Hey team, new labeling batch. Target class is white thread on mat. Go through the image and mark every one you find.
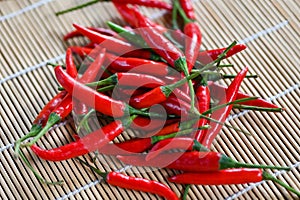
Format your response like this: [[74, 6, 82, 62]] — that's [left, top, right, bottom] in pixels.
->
[[238, 20, 289, 44], [0, 143, 14, 153], [227, 82, 300, 122], [0, 0, 54, 22], [225, 161, 300, 200], [0, 54, 65, 85]]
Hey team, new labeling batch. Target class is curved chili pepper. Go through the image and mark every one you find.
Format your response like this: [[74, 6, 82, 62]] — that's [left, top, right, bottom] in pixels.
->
[[200, 68, 248, 147], [168, 169, 300, 196], [14, 90, 68, 153], [193, 83, 210, 142], [99, 137, 153, 155], [132, 7, 185, 70], [54, 66, 126, 117], [113, 0, 172, 10], [197, 44, 247, 65], [69, 46, 93, 58], [105, 53, 169, 77], [65, 48, 78, 78], [64, 27, 117, 41], [208, 82, 280, 109], [146, 137, 208, 160], [160, 95, 190, 117], [88, 72, 166, 89], [129, 71, 199, 109], [179, 0, 196, 20], [30, 120, 126, 161], [130, 117, 177, 132], [184, 22, 202, 72], [117, 151, 290, 171], [78, 159, 179, 200], [113, 2, 166, 33], [73, 23, 137, 55]]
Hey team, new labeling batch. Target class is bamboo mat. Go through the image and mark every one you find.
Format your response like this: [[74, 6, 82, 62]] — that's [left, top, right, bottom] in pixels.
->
[[0, 0, 299, 199]]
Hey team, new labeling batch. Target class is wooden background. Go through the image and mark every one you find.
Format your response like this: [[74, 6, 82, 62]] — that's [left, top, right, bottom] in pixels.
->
[[0, 0, 299, 199]]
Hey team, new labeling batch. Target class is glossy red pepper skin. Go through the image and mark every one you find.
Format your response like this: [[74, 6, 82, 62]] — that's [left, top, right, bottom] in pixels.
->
[[65, 48, 78, 78], [168, 168, 263, 185], [184, 22, 202, 72], [116, 72, 166, 88], [105, 53, 169, 77], [73, 23, 136, 55], [55, 66, 126, 117], [200, 68, 248, 147], [129, 87, 168, 109], [117, 151, 221, 171], [193, 84, 210, 142], [160, 95, 190, 117], [146, 137, 195, 160], [69, 46, 93, 58], [132, 7, 184, 68], [179, 0, 196, 20], [99, 138, 152, 155], [32, 91, 68, 127], [130, 116, 176, 132], [63, 27, 116, 41], [106, 172, 178, 200], [144, 121, 181, 137], [113, 0, 172, 10], [197, 44, 247, 65], [208, 82, 280, 108], [31, 120, 124, 161], [113, 3, 167, 33]]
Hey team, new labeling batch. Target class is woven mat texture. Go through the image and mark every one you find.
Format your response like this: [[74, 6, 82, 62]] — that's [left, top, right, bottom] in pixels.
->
[[0, 0, 299, 199]]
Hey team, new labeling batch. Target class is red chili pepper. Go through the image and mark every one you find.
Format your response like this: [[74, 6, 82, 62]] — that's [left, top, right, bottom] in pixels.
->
[[65, 48, 78, 78], [160, 95, 190, 117], [113, 3, 167, 33], [69, 46, 93, 58], [73, 23, 137, 55], [146, 137, 208, 160], [129, 71, 199, 109], [77, 159, 179, 200], [63, 27, 117, 41], [106, 172, 178, 200], [197, 44, 247, 65], [31, 120, 125, 161], [99, 137, 152, 155], [184, 22, 202, 72], [117, 151, 290, 171], [179, 0, 196, 20], [105, 53, 169, 77], [130, 117, 177, 132], [208, 82, 280, 109], [54, 66, 127, 117], [113, 0, 172, 10], [132, 7, 185, 70], [167, 169, 300, 196], [14, 90, 68, 153], [193, 83, 210, 142], [200, 68, 248, 147]]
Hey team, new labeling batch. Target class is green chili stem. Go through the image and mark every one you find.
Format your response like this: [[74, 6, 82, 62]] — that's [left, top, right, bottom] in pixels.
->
[[263, 172, 300, 196], [233, 104, 284, 112], [19, 150, 63, 185], [55, 0, 99, 16]]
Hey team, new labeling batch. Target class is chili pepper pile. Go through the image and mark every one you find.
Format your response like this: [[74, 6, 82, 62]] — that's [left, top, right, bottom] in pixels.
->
[[15, 0, 300, 199]]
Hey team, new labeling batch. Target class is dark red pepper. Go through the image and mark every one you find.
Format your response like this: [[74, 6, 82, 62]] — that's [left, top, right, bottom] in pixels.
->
[[200, 68, 248, 147]]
